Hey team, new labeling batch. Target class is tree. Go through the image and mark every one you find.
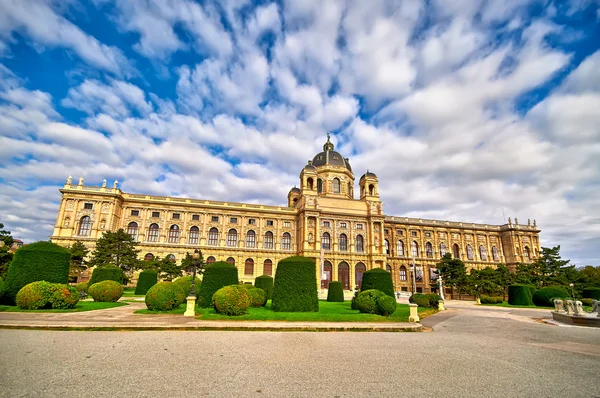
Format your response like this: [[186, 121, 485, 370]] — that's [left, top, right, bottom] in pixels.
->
[[68, 241, 89, 282], [180, 251, 205, 277], [141, 256, 182, 281], [88, 229, 140, 272], [0, 222, 14, 248], [494, 264, 514, 299], [515, 246, 572, 288], [436, 253, 469, 298], [469, 267, 501, 296], [0, 222, 14, 278]]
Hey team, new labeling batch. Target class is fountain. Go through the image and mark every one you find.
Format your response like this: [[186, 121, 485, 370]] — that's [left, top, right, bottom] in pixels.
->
[[552, 299, 600, 327]]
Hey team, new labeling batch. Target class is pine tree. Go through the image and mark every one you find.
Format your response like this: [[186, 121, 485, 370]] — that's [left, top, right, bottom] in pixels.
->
[[68, 241, 89, 282], [141, 256, 182, 281], [436, 253, 469, 298], [0, 222, 14, 278], [0, 222, 14, 248], [88, 229, 140, 272]]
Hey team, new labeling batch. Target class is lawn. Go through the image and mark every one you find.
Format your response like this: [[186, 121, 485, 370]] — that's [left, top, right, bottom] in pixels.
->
[[135, 300, 437, 322], [0, 301, 128, 313], [480, 301, 555, 309], [121, 288, 144, 298]]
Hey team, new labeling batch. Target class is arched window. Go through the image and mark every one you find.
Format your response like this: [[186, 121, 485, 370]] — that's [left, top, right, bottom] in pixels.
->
[[227, 229, 238, 247], [479, 245, 488, 261], [332, 178, 341, 193], [339, 234, 348, 251], [524, 246, 530, 262], [386, 264, 392, 273], [339, 262, 350, 289], [425, 242, 433, 258], [348, 182, 352, 197], [411, 241, 419, 258], [369, 184, 374, 195], [397, 240, 404, 256], [317, 178, 323, 193], [264, 231, 274, 249], [246, 230, 256, 248], [127, 222, 138, 240], [148, 223, 159, 242], [244, 258, 254, 275], [400, 266, 407, 281], [355, 235, 364, 252], [226, 257, 235, 265], [355, 263, 366, 289], [492, 246, 500, 261], [453, 244, 460, 259], [323, 261, 332, 288], [322, 232, 331, 250], [189, 226, 199, 245], [206, 256, 216, 265], [168, 225, 180, 243], [282, 232, 291, 250], [263, 259, 272, 276], [144, 253, 154, 261], [167, 254, 176, 262], [78, 216, 92, 236], [208, 227, 218, 246], [440, 242, 447, 257], [466, 244, 474, 260], [307, 177, 314, 190], [385, 239, 390, 255]]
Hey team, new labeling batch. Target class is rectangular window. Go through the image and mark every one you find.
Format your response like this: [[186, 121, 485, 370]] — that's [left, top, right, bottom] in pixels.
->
[[425, 231, 431, 237], [131, 210, 139, 216], [211, 216, 219, 223], [411, 230, 418, 237], [283, 221, 291, 228], [323, 221, 330, 227], [230, 217, 238, 224], [340, 222, 347, 228], [397, 229, 403, 235], [172, 213, 180, 220], [248, 218, 256, 225], [192, 214, 200, 221], [400, 268, 407, 281], [151, 211, 160, 218], [384, 229, 389, 235], [84, 203, 93, 210], [266, 220, 274, 226], [188, 229, 199, 245], [356, 224, 363, 230]]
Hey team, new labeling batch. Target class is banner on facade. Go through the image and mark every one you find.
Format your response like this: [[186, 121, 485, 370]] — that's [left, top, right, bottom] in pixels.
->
[[415, 265, 424, 282], [430, 267, 439, 281]]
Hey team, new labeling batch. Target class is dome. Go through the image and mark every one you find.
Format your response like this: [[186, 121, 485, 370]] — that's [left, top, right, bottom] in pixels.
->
[[360, 170, 377, 179], [290, 187, 301, 193], [311, 134, 352, 172]]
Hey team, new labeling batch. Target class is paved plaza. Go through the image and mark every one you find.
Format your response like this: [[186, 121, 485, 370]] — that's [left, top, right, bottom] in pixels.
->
[[1, 303, 599, 397]]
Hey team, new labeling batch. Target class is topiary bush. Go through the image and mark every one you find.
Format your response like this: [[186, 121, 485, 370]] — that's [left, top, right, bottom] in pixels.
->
[[508, 284, 534, 306], [327, 281, 344, 302], [212, 285, 251, 315], [135, 270, 159, 295], [583, 288, 600, 300], [4, 241, 71, 304], [351, 290, 359, 310], [247, 287, 267, 307], [580, 298, 593, 307], [409, 293, 430, 308], [355, 289, 396, 316], [48, 284, 79, 309], [255, 275, 274, 300], [0, 277, 4, 298], [480, 295, 504, 304], [532, 286, 570, 307], [88, 280, 124, 302], [197, 262, 239, 308], [16, 281, 79, 310], [88, 266, 124, 289], [425, 293, 441, 309], [527, 285, 537, 298], [271, 256, 318, 312], [145, 282, 185, 311], [171, 275, 202, 299], [376, 295, 397, 316], [75, 282, 88, 293], [360, 268, 394, 297]]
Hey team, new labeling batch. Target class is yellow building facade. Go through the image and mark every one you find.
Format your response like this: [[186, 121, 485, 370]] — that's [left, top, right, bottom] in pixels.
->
[[51, 137, 541, 293]]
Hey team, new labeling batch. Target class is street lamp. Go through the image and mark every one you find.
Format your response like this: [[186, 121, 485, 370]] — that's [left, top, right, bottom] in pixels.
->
[[184, 249, 202, 317], [569, 282, 575, 300], [190, 249, 200, 297]]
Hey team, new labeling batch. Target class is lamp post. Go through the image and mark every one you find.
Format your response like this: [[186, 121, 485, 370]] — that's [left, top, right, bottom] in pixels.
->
[[569, 282, 575, 300], [184, 249, 201, 317], [407, 249, 419, 322]]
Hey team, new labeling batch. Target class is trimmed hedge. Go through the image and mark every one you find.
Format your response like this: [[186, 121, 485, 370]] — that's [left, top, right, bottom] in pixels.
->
[[145, 282, 185, 311], [527, 285, 537, 297], [480, 295, 504, 304], [255, 275, 274, 299], [212, 285, 251, 316], [16, 281, 79, 310], [508, 284, 533, 306], [4, 241, 71, 304], [197, 262, 239, 308], [88, 280, 124, 302], [75, 282, 88, 293], [351, 290, 359, 310], [248, 287, 267, 307], [272, 256, 318, 312], [583, 288, 600, 300], [88, 266, 124, 289], [327, 281, 344, 302], [360, 268, 394, 297], [171, 275, 202, 299], [532, 286, 570, 307], [135, 270, 158, 295], [0, 278, 4, 297], [355, 289, 396, 316], [376, 295, 398, 316], [580, 298, 594, 307], [409, 293, 441, 309]]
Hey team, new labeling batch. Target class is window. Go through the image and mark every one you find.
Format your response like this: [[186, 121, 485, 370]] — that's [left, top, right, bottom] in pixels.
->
[[283, 221, 291, 228], [523, 246, 530, 262], [453, 244, 460, 259], [131, 210, 139, 217], [172, 213, 180, 220], [425, 242, 433, 258], [206, 256, 216, 265], [466, 244, 474, 260], [355, 235, 364, 252], [263, 259, 272, 276], [246, 230, 256, 248], [227, 229, 238, 247], [339, 234, 348, 251], [425, 231, 431, 238], [244, 258, 254, 275], [397, 240, 404, 256], [400, 266, 407, 281], [340, 222, 347, 228], [78, 216, 92, 236], [397, 229, 403, 235], [317, 178, 323, 193], [127, 222, 138, 240], [230, 217, 237, 224], [323, 221, 330, 227], [168, 225, 180, 243], [208, 227, 219, 246], [384, 229, 389, 235], [322, 232, 331, 250], [192, 214, 200, 221], [479, 245, 488, 261], [282, 232, 291, 250], [411, 230, 417, 237], [411, 241, 419, 258], [248, 218, 256, 225], [356, 224, 363, 230], [386, 264, 392, 273], [226, 257, 235, 265], [167, 254, 176, 262], [152, 211, 160, 218], [144, 253, 154, 261], [84, 203, 93, 210], [492, 246, 500, 261], [148, 223, 159, 242], [332, 178, 341, 193], [266, 220, 274, 226], [264, 231, 274, 249], [440, 242, 447, 257], [189, 226, 199, 245], [384, 239, 390, 255], [211, 216, 219, 223]]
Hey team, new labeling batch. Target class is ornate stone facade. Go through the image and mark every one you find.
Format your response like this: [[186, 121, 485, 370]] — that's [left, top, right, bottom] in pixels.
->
[[51, 136, 541, 292]]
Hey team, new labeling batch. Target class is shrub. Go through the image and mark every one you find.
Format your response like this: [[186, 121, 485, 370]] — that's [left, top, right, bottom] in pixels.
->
[[327, 281, 344, 302], [532, 286, 570, 307], [271, 256, 318, 312], [145, 282, 185, 311], [239, 283, 254, 290], [583, 288, 600, 300], [48, 284, 79, 309], [197, 262, 239, 308], [255, 275, 274, 300], [75, 282, 88, 293], [88, 266, 124, 288], [527, 285, 537, 297], [360, 268, 394, 297], [350, 290, 359, 310], [212, 285, 251, 316], [135, 270, 158, 295], [16, 281, 78, 310], [4, 241, 71, 304], [409, 293, 430, 308], [248, 287, 267, 307], [508, 284, 533, 306], [0, 277, 4, 297], [480, 295, 504, 304], [580, 298, 593, 307], [355, 289, 396, 316], [425, 293, 441, 309], [171, 275, 202, 299], [376, 295, 397, 316], [88, 280, 124, 302]]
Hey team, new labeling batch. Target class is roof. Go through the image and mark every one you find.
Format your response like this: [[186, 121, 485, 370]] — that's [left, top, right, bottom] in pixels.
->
[[311, 135, 352, 172]]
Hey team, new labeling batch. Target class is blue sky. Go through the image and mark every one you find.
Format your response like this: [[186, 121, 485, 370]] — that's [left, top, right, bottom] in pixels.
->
[[0, 0, 598, 266]]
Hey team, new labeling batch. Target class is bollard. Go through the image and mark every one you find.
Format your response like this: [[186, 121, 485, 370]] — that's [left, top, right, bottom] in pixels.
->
[[183, 295, 196, 317], [438, 300, 445, 311], [409, 303, 420, 323]]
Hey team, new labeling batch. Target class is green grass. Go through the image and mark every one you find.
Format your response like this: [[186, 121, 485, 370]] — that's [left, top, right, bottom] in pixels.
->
[[122, 288, 144, 298], [480, 301, 555, 309], [134, 300, 437, 322], [0, 301, 128, 313]]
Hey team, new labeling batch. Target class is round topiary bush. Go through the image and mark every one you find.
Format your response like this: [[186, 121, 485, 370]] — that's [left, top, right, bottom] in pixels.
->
[[583, 288, 600, 300], [197, 262, 239, 308], [145, 282, 185, 311], [48, 284, 79, 309], [75, 282, 88, 293], [4, 241, 71, 304], [327, 281, 344, 302], [360, 268, 394, 297], [135, 270, 159, 295], [212, 285, 251, 315], [16, 281, 79, 310], [425, 293, 441, 309], [508, 284, 534, 306], [409, 293, 431, 308], [88, 266, 125, 289], [376, 295, 397, 316], [355, 289, 387, 314], [532, 286, 570, 307], [248, 287, 267, 307], [171, 275, 202, 299], [580, 298, 594, 307], [271, 256, 318, 312], [480, 295, 504, 304], [255, 275, 274, 299], [88, 280, 124, 302]]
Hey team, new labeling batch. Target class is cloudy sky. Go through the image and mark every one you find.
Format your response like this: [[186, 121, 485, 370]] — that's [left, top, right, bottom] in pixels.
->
[[0, 0, 598, 266]]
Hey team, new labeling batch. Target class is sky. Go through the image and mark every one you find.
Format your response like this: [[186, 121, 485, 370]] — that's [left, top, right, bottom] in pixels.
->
[[0, 0, 598, 266]]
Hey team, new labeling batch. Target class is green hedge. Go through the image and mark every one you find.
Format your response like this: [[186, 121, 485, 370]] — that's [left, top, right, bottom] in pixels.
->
[[355, 289, 396, 316], [480, 295, 504, 304], [171, 275, 202, 299], [327, 281, 344, 302], [248, 287, 267, 307], [254, 275, 273, 299], [145, 282, 185, 311], [508, 284, 533, 306], [135, 270, 158, 295], [272, 256, 318, 312], [583, 288, 600, 300], [4, 241, 71, 304], [212, 285, 251, 316], [88, 280, 124, 302], [409, 293, 441, 309], [197, 262, 239, 308], [16, 281, 79, 310], [581, 298, 594, 307], [88, 266, 124, 289], [360, 268, 394, 297], [0, 277, 4, 297], [532, 286, 569, 307]]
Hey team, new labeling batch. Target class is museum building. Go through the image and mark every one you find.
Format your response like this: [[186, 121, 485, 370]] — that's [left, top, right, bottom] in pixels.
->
[[51, 136, 541, 293]]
